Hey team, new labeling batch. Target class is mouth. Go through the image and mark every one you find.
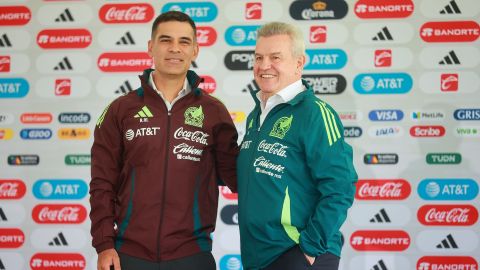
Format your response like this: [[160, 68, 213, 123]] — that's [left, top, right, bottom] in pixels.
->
[[165, 58, 184, 63], [258, 74, 276, 79]]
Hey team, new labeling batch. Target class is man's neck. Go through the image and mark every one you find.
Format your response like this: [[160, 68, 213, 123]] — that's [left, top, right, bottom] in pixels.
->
[[152, 71, 186, 102]]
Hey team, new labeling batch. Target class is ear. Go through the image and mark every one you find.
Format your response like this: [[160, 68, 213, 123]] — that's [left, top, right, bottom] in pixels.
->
[[296, 55, 306, 74], [192, 43, 199, 61], [147, 40, 153, 57]]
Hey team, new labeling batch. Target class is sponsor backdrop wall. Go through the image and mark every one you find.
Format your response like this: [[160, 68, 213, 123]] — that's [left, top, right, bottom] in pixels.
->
[[0, 0, 479, 269]]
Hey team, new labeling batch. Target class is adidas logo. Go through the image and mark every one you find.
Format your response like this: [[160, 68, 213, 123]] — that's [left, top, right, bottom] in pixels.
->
[[115, 80, 134, 95], [0, 34, 12, 47], [134, 105, 154, 118], [369, 208, 391, 223], [54, 57, 73, 71], [0, 208, 7, 221], [0, 258, 5, 270], [436, 234, 458, 249], [55, 8, 74, 22], [116, 32, 135, 45], [440, 0, 461, 14], [49, 232, 68, 246], [372, 27, 393, 41], [242, 79, 260, 93], [371, 259, 388, 270], [439, 50, 460, 65]]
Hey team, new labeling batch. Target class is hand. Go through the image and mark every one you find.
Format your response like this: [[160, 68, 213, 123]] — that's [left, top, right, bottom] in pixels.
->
[[97, 249, 121, 270], [304, 253, 315, 266]]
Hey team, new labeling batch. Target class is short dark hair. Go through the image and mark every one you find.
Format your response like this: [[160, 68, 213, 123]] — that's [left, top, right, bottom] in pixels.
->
[[151, 11, 197, 40]]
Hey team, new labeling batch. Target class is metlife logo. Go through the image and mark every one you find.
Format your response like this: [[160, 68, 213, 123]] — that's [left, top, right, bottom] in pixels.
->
[[418, 178, 478, 201], [354, 73, 412, 94], [32, 179, 88, 200], [162, 2, 218, 22]]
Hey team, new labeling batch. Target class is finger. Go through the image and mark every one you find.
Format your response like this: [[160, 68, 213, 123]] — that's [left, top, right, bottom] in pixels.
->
[[113, 254, 121, 270]]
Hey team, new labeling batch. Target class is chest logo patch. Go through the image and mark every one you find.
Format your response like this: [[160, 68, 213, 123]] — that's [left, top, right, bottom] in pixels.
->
[[184, 105, 204, 128], [269, 115, 293, 139]]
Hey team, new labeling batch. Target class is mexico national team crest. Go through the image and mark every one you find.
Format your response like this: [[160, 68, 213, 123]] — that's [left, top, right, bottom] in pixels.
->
[[269, 115, 293, 139], [184, 105, 204, 128]]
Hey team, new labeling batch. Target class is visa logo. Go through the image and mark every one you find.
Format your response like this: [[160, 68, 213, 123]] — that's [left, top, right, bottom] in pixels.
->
[[354, 73, 412, 94], [305, 49, 347, 70], [162, 2, 218, 22], [369, 110, 404, 121], [0, 78, 29, 98], [225, 25, 260, 46], [33, 179, 88, 200], [418, 179, 478, 201]]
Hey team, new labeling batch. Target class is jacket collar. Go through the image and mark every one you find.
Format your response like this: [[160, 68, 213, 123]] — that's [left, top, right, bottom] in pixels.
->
[[250, 79, 314, 107], [136, 68, 203, 97]]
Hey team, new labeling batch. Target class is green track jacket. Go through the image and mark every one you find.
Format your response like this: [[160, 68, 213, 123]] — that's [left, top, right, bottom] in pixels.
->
[[237, 80, 357, 269]]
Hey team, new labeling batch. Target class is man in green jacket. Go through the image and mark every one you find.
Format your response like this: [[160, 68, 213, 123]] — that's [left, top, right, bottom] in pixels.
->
[[237, 22, 357, 270]]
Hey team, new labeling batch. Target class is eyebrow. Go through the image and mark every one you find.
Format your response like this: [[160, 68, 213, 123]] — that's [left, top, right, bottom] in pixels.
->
[[158, 35, 193, 42], [255, 52, 281, 56]]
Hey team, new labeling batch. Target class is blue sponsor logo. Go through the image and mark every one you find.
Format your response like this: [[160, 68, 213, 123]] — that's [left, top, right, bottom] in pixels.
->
[[305, 49, 347, 70], [20, 128, 52, 140], [33, 179, 88, 200], [162, 2, 217, 22], [0, 78, 29, 98], [58, 112, 91, 124], [453, 109, 480, 120], [354, 73, 412, 94], [219, 254, 243, 270], [225, 25, 260, 46], [418, 178, 478, 201], [369, 110, 404, 121]]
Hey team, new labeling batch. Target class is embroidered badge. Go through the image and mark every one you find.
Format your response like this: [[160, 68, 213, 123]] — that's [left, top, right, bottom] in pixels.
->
[[269, 115, 293, 139], [184, 105, 204, 128]]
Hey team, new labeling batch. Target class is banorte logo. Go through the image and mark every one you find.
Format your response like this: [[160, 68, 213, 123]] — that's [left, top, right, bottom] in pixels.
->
[[220, 186, 238, 200], [417, 256, 478, 270], [350, 230, 410, 251], [0, 6, 31, 26], [37, 29, 92, 49], [0, 228, 24, 248], [0, 179, 26, 199], [196, 26, 217, 47], [354, 0, 414, 18], [98, 52, 152, 72], [30, 253, 85, 270], [99, 3, 154, 24], [417, 205, 478, 226], [356, 179, 411, 200], [410, 125, 446, 137], [199, 75, 216, 94], [32, 204, 87, 224], [420, 21, 480, 42]]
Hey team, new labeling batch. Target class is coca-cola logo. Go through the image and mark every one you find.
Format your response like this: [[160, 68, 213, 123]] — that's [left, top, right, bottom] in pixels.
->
[[354, 0, 414, 19], [0, 6, 31, 26], [356, 179, 411, 200], [417, 205, 478, 226], [0, 179, 26, 199], [32, 204, 87, 224], [199, 75, 216, 94], [350, 230, 410, 251], [0, 228, 24, 248], [30, 253, 85, 270], [420, 21, 480, 43], [173, 127, 209, 146], [37, 29, 92, 49], [410, 125, 446, 137], [99, 3, 154, 23], [98, 52, 153, 72], [417, 256, 478, 270], [196, 26, 217, 47]]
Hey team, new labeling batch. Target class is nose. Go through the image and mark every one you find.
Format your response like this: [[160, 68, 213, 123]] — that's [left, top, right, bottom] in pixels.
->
[[168, 40, 181, 53], [257, 58, 271, 70]]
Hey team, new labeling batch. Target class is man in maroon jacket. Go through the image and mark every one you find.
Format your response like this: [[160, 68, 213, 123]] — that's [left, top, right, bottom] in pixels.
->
[[90, 11, 238, 270]]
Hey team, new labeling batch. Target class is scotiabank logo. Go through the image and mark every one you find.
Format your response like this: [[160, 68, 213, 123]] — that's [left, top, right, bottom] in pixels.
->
[[32, 204, 87, 224], [410, 125, 446, 137], [98, 52, 152, 72], [354, 0, 414, 18], [37, 29, 92, 49], [350, 230, 410, 251], [196, 26, 217, 47], [420, 21, 480, 42], [417, 205, 478, 226], [99, 3, 154, 24], [199, 75, 216, 94], [21, 113, 53, 124], [417, 256, 478, 270], [356, 179, 411, 200], [0, 228, 24, 248], [0, 6, 31, 26], [0, 179, 26, 199], [220, 186, 238, 200], [30, 253, 85, 270]]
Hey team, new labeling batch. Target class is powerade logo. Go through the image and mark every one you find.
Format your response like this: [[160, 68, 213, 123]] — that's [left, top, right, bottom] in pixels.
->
[[418, 179, 478, 201], [289, 0, 348, 20], [369, 110, 404, 121], [20, 129, 52, 140], [344, 126, 362, 138], [224, 50, 254, 70], [33, 179, 88, 200], [162, 2, 218, 22], [302, 74, 346, 94], [305, 49, 347, 70], [225, 25, 260, 46], [453, 109, 480, 120], [0, 78, 29, 98], [58, 112, 91, 124], [354, 73, 412, 94], [219, 254, 243, 270]]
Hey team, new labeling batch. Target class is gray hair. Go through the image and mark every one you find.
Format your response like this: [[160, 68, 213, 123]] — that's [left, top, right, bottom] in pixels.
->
[[256, 22, 305, 58]]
